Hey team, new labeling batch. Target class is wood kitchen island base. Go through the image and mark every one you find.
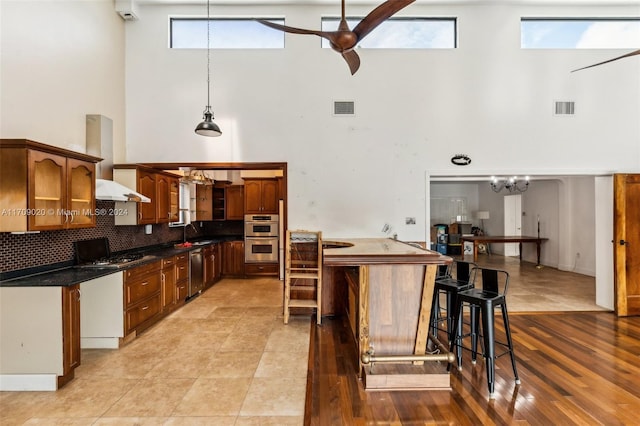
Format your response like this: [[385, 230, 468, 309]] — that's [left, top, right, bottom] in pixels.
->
[[322, 239, 452, 391]]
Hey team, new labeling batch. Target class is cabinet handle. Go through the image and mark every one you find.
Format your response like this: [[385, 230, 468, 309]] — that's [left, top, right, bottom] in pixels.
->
[[141, 281, 148, 286], [69, 212, 75, 223], [76, 289, 81, 301], [142, 305, 149, 310], [161, 273, 165, 284]]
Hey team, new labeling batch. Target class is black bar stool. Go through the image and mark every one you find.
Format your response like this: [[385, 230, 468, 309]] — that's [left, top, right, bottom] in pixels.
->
[[448, 267, 520, 399], [429, 260, 476, 343]]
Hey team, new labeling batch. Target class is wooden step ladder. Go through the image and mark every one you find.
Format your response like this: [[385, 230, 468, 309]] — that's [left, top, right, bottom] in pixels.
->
[[284, 230, 322, 325]]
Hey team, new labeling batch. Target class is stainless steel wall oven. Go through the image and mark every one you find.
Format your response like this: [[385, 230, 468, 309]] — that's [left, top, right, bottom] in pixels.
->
[[245, 214, 279, 263]]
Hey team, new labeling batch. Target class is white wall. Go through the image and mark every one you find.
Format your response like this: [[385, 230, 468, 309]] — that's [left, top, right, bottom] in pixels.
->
[[123, 2, 640, 240], [0, 0, 126, 160]]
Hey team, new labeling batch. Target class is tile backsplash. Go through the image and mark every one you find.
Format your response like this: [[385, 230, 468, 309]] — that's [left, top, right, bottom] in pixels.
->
[[0, 201, 200, 273]]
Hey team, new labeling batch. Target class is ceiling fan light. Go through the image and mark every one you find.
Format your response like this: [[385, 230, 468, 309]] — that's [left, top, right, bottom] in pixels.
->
[[195, 109, 221, 137]]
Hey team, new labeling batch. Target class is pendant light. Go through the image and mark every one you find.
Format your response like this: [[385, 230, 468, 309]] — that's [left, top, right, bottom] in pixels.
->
[[195, 0, 221, 137]]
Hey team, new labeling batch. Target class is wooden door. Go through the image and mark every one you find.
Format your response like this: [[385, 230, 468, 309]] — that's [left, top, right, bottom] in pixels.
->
[[244, 180, 263, 213], [161, 260, 177, 312], [62, 285, 81, 375], [156, 174, 170, 223], [503, 194, 522, 256], [226, 185, 244, 219], [67, 159, 95, 228], [28, 150, 66, 230], [168, 177, 180, 222], [138, 171, 156, 224], [614, 174, 640, 316], [195, 185, 213, 221], [261, 180, 279, 214]]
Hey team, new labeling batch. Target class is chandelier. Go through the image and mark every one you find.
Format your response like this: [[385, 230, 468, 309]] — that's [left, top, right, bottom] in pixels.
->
[[490, 176, 530, 193]]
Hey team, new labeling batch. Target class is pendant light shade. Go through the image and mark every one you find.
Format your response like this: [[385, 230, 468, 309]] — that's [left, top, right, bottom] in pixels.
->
[[195, 107, 221, 137], [194, 0, 221, 137]]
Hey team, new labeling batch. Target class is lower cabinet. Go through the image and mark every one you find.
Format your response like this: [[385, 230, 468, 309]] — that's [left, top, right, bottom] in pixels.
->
[[124, 260, 162, 338], [203, 245, 215, 288], [161, 256, 177, 312], [61, 284, 81, 388], [175, 252, 189, 304], [222, 240, 245, 276]]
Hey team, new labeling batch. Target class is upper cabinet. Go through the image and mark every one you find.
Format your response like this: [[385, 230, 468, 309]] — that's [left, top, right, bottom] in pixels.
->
[[244, 179, 279, 214], [226, 185, 244, 220], [113, 165, 180, 225], [0, 139, 101, 232]]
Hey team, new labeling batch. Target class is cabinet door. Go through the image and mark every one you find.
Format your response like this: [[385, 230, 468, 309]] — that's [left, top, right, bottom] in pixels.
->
[[203, 246, 215, 287], [222, 241, 234, 275], [162, 261, 177, 311], [214, 243, 222, 281], [67, 158, 96, 228], [233, 241, 245, 275], [28, 150, 66, 230], [226, 185, 244, 220], [62, 285, 81, 375], [138, 171, 156, 224], [243, 180, 263, 214], [156, 174, 170, 223], [261, 180, 279, 214], [169, 177, 180, 222], [196, 185, 213, 221]]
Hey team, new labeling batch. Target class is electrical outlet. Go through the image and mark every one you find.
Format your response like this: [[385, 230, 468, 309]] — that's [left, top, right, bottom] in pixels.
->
[[405, 217, 416, 225]]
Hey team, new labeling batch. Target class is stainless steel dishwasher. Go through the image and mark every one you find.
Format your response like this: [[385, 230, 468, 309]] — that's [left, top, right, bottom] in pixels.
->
[[189, 248, 204, 298]]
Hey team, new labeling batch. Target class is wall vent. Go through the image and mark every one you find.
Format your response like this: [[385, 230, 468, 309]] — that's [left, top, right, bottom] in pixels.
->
[[554, 101, 575, 115], [333, 101, 355, 116]]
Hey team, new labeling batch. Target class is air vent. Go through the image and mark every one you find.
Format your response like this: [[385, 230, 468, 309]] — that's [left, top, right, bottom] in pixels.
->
[[554, 101, 575, 115], [333, 101, 355, 116]]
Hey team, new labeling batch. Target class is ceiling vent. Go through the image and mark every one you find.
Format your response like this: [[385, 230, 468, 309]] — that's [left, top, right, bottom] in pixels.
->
[[333, 101, 355, 116], [554, 101, 575, 116]]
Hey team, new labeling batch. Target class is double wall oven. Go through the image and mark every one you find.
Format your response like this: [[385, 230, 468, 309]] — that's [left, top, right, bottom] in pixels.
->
[[244, 214, 278, 263]]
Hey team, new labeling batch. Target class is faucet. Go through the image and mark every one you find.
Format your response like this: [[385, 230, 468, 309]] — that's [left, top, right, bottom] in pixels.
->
[[183, 223, 198, 243]]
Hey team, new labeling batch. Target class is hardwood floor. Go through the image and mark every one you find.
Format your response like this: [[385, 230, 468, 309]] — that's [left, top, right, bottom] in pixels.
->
[[306, 312, 640, 425]]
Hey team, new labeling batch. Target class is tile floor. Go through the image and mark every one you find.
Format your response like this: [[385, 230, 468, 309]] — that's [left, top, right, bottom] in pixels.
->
[[0, 277, 310, 425]]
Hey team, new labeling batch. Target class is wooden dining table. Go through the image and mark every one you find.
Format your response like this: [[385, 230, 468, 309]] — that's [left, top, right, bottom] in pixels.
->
[[461, 235, 548, 266]]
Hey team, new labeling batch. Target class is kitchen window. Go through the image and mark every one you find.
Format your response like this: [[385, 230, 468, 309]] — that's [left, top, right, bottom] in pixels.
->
[[320, 17, 457, 49], [521, 18, 640, 49], [170, 18, 285, 49]]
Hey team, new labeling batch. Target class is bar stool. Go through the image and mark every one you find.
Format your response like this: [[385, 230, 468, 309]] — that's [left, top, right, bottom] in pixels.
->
[[429, 260, 476, 343], [448, 267, 520, 399]]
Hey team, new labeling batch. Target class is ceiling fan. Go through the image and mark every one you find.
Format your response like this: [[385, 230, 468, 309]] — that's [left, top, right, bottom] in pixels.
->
[[572, 49, 640, 72], [256, 0, 416, 75]]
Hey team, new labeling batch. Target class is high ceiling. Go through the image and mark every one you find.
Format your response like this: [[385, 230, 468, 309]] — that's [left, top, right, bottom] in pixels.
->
[[138, 0, 639, 5]]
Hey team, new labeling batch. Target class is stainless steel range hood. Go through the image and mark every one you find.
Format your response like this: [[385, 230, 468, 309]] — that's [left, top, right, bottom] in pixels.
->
[[87, 114, 150, 203], [96, 178, 150, 202]]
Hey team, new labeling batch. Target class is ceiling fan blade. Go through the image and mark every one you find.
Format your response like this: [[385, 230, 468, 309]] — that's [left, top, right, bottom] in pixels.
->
[[255, 19, 333, 38], [342, 50, 361, 75], [353, 0, 415, 41], [572, 49, 640, 72]]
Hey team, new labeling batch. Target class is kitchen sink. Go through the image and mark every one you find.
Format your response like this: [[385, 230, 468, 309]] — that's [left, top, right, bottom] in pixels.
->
[[191, 240, 214, 246]]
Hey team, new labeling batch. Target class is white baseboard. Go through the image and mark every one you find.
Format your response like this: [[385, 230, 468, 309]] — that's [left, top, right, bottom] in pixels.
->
[[81, 337, 120, 349], [0, 374, 57, 391]]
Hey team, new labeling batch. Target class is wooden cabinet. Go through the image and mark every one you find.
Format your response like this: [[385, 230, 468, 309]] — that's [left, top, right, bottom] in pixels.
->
[[226, 185, 244, 220], [213, 243, 222, 282], [124, 261, 162, 337], [195, 185, 213, 221], [113, 166, 180, 225], [175, 253, 189, 303], [212, 185, 225, 220], [222, 240, 245, 276], [0, 139, 100, 232], [244, 179, 279, 214], [161, 256, 177, 312], [203, 244, 216, 288], [61, 284, 81, 387], [245, 263, 278, 276]]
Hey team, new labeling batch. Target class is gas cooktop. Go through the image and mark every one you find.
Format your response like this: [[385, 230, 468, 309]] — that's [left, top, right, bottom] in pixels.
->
[[76, 252, 147, 269]]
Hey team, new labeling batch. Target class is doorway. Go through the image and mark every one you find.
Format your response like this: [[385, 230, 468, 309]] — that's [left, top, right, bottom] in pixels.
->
[[503, 194, 522, 257]]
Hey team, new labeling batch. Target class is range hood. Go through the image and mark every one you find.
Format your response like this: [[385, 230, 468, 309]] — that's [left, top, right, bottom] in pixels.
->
[[96, 179, 150, 202], [87, 114, 150, 203]]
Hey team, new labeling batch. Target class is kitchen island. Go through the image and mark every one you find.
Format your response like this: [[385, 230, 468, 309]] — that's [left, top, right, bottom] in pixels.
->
[[321, 238, 453, 391]]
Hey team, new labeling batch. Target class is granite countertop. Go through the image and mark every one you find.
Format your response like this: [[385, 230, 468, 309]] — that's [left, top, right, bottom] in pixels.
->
[[0, 235, 244, 288]]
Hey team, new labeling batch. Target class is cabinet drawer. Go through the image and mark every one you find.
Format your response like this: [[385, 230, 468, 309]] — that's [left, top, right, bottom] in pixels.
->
[[176, 261, 189, 281], [125, 294, 162, 333], [245, 263, 278, 275], [176, 280, 189, 302], [162, 256, 176, 268], [125, 272, 161, 307], [176, 253, 189, 263], [125, 260, 162, 281]]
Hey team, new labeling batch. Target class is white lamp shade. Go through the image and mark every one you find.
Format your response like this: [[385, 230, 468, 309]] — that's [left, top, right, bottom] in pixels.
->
[[476, 211, 490, 220]]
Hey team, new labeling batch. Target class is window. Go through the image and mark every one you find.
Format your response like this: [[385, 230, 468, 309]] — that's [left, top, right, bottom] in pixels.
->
[[521, 18, 640, 49], [170, 18, 284, 49], [320, 17, 456, 49]]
